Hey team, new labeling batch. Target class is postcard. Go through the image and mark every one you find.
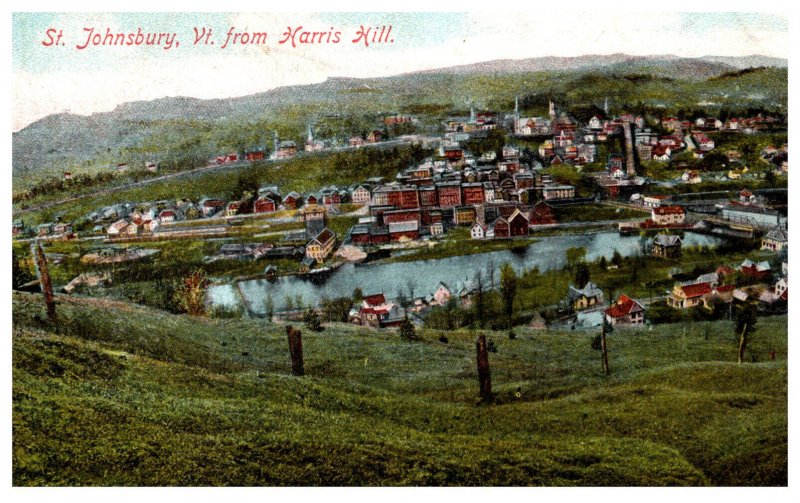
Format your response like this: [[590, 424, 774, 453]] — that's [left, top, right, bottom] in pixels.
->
[[9, 6, 790, 489]]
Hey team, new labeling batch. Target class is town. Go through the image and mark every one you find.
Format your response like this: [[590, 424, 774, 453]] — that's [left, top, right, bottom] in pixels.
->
[[13, 96, 788, 335]]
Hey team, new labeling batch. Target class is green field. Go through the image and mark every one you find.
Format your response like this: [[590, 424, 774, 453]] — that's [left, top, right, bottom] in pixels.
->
[[12, 291, 787, 486]]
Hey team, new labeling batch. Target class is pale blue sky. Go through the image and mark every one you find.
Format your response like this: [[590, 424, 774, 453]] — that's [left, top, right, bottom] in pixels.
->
[[11, 11, 789, 130], [14, 11, 786, 74], [13, 12, 471, 74]]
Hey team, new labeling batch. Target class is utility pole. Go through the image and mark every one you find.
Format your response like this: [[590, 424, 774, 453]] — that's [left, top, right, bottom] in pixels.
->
[[601, 317, 610, 376]]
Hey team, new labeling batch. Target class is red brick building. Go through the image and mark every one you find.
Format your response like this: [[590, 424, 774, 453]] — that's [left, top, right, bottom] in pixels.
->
[[388, 221, 419, 241], [461, 183, 485, 205], [419, 186, 438, 207], [383, 208, 421, 224], [436, 182, 462, 208], [386, 186, 419, 209]]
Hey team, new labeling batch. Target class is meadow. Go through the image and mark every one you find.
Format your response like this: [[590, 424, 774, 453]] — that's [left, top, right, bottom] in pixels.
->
[[12, 291, 786, 486]]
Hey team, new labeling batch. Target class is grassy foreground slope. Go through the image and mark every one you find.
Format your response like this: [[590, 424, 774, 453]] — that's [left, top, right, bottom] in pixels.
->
[[12, 292, 787, 486]]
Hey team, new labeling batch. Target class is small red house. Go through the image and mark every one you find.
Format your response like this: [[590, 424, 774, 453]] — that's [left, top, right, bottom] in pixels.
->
[[254, 197, 277, 213], [507, 209, 529, 236], [246, 151, 265, 161], [283, 192, 301, 210], [529, 202, 557, 225]]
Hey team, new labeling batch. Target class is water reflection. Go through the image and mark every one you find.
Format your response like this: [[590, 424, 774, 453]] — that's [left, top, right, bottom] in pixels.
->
[[208, 231, 722, 313]]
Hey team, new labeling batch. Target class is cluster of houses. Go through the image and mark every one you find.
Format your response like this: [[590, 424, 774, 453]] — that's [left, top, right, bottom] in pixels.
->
[[667, 259, 787, 311], [265, 115, 426, 159], [563, 281, 646, 327], [349, 292, 407, 328], [662, 114, 782, 137], [761, 144, 789, 173], [350, 279, 479, 328], [16, 221, 75, 241], [514, 99, 613, 167], [219, 203, 338, 267], [562, 253, 787, 329]]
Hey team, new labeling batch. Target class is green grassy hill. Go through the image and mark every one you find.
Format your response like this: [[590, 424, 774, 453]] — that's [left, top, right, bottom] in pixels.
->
[[12, 292, 787, 486]]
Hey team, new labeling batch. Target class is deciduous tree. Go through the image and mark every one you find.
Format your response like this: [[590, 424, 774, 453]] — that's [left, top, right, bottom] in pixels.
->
[[500, 262, 517, 329]]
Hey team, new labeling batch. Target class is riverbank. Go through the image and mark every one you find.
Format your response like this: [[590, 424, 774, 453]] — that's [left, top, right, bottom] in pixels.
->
[[209, 230, 727, 314]]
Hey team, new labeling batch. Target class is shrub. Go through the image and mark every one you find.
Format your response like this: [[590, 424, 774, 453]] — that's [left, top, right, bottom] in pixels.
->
[[303, 308, 323, 332], [173, 270, 209, 316], [400, 319, 417, 341]]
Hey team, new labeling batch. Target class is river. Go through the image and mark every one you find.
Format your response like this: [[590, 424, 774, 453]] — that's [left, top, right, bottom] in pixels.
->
[[208, 231, 722, 314]]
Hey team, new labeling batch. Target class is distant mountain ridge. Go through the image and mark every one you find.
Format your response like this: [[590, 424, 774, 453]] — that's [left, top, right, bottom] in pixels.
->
[[406, 53, 786, 76], [699, 54, 788, 69]]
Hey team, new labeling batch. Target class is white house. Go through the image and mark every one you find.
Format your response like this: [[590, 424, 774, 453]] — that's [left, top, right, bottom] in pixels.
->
[[470, 221, 486, 239], [107, 219, 129, 235], [351, 185, 372, 204], [483, 183, 496, 203], [775, 277, 788, 298]]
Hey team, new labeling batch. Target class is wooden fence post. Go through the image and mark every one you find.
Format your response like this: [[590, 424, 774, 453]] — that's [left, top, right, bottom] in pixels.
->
[[32, 240, 57, 324], [601, 320, 610, 376], [286, 325, 304, 376], [476, 334, 492, 402]]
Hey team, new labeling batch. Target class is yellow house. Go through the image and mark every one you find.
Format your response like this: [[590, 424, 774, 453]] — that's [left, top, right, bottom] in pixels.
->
[[667, 282, 712, 309], [567, 282, 604, 311], [306, 228, 336, 263]]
